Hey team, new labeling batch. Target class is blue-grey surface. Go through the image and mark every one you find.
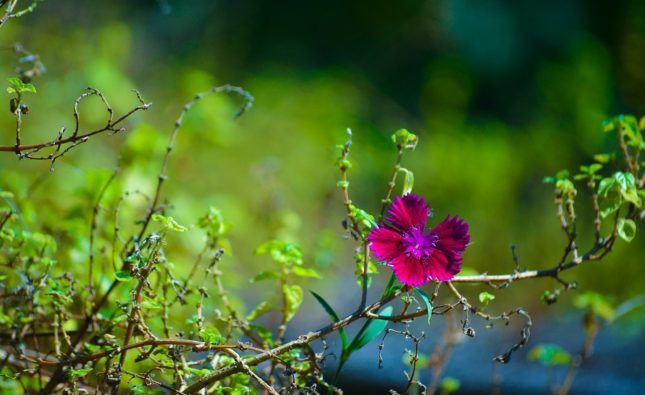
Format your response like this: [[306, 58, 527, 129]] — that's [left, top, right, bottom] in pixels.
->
[[285, 281, 645, 395]]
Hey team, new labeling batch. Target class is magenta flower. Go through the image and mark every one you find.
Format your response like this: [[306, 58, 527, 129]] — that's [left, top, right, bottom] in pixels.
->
[[368, 193, 470, 287]]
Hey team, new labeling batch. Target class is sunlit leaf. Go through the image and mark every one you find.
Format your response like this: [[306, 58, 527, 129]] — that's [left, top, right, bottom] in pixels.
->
[[291, 266, 322, 279], [246, 301, 273, 321], [617, 219, 636, 242], [282, 284, 303, 322]]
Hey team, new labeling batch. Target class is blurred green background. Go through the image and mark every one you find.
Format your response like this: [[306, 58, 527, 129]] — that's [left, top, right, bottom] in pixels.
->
[[1, 0, 643, 335]]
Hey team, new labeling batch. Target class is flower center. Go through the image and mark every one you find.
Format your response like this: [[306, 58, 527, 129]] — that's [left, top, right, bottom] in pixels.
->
[[402, 227, 436, 260]]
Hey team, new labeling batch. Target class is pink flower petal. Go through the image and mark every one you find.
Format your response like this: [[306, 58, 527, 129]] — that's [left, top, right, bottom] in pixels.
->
[[426, 215, 470, 280], [432, 215, 470, 254], [426, 249, 461, 281], [391, 255, 430, 287], [386, 194, 429, 231], [368, 226, 404, 262]]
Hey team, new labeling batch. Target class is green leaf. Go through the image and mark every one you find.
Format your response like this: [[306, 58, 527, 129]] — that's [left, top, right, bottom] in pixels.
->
[[311, 291, 348, 351], [543, 176, 556, 184], [556, 169, 570, 180], [478, 291, 495, 306], [593, 153, 613, 164], [612, 295, 645, 322], [256, 240, 303, 266], [152, 213, 187, 232], [141, 295, 162, 310], [414, 288, 433, 326], [391, 128, 418, 149], [383, 273, 403, 297], [602, 115, 639, 139], [7, 77, 36, 95], [282, 284, 303, 322], [399, 168, 414, 195], [198, 326, 223, 344], [114, 271, 134, 282], [617, 219, 636, 242], [336, 158, 352, 170], [250, 271, 282, 283], [348, 306, 393, 353], [198, 207, 226, 237], [0, 191, 14, 199], [597, 176, 622, 218], [246, 301, 273, 321], [349, 204, 377, 229], [440, 377, 461, 394], [291, 266, 322, 279], [68, 367, 93, 379], [528, 344, 572, 367], [574, 292, 614, 321]]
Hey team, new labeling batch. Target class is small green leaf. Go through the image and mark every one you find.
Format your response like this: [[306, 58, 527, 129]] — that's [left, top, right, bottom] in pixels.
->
[[198, 207, 226, 237], [0, 191, 14, 199], [250, 271, 282, 283], [349, 204, 377, 229], [414, 288, 433, 326], [574, 292, 614, 321], [141, 295, 162, 310], [478, 291, 495, 306], [391, 128, 418, 149], [7, 77, 36, 95], [593, 153, 612, 164], [617, 218, 636, 242], [597, 176, 622, 218], [152, 213, 187, 232], [543, 176, 556, 184], [440, 377, 461, 394], [291, 266, 322, 279], [282, 284, 303, 322], [337, 158, 352, 170], [68, 367, 93, 379], [198, 326, 223, 344], [256, 240, 303, 266], [399, 168, 414, 195], [246, 301, 273, 321], [556, 169, 570, 180], [114, 271, 133, 282], [528, 344, 571, 366], [311, 291, 348, 350]]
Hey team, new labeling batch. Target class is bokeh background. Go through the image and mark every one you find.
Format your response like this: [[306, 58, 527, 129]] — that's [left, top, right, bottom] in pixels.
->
[[1, 0, 644, 393]]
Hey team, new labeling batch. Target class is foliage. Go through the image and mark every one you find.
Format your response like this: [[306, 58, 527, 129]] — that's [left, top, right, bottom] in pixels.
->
[[0, 3, 643, 395]]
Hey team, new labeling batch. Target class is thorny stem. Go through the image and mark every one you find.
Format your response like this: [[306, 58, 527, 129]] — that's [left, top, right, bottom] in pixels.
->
[[0, 89, 151, 154], [51, 86, 252, 382], [555, 314, 600, 395], [378, 146, 404, 221]]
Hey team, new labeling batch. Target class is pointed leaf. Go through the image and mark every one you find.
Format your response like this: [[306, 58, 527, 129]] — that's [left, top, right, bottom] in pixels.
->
[[617, 218, 636, 242], [414, 288, 433, 325], [311, 291, 348, 350], [612, 295, 645, 322], [348, 306, 393, 353]]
